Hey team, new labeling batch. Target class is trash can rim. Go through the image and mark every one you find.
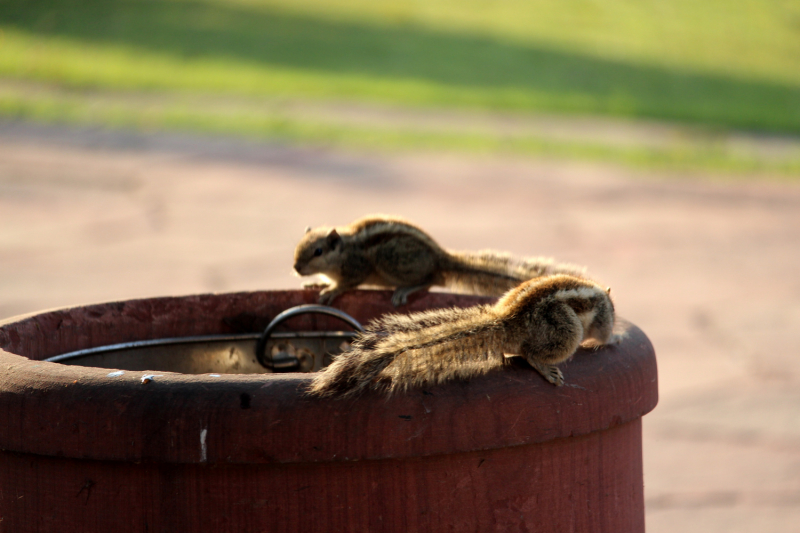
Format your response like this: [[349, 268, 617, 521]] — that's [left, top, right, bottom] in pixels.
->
[[0, 289, 658, 464]]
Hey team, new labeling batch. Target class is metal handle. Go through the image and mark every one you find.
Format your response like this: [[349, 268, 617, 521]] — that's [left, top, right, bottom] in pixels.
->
[[256, 304, 364, 370]]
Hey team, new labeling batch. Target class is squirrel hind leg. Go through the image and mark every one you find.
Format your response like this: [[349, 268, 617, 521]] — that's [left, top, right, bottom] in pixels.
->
[[527, 358, 565, 386], [520, 306, 584, 386], [522, 334, 578, 386], [391, 283, 432, 307]]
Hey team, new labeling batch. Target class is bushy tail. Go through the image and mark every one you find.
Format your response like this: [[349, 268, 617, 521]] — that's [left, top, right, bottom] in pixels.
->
[[306, 331, 400, 398], [441, 250, 587, 297], [307, 306, 503, 398]]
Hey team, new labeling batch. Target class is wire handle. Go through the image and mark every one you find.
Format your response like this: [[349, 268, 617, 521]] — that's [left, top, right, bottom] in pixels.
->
[[255, 304, 364, 370]]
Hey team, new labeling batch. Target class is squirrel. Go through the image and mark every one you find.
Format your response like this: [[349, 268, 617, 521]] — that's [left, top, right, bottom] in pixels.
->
[[307, 274, 617, 398], [293, 214, 586, 306]]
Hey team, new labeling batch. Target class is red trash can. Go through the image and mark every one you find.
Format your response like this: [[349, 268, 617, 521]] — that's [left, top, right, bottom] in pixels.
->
[[0, 289, 657, 532]]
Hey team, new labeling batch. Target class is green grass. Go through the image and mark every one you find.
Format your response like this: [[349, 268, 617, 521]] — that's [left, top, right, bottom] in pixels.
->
[[0, 0, 799, 169], [3, 86, 799, 177]]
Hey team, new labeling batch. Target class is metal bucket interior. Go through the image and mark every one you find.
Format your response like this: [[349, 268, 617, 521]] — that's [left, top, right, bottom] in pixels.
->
[[44, 333, 353, 374], [44, 304, 363, 374]]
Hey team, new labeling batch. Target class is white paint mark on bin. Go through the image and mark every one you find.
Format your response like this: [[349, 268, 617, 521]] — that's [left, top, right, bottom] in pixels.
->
[[200, 428, 208, 463]]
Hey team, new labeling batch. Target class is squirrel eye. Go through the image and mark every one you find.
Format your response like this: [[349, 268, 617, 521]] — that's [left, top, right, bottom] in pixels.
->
[[313, 247, 323, 257]]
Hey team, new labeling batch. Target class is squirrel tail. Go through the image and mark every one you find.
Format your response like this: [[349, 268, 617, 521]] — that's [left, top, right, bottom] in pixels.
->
[[306, 331, 398, 398], [306, 306, 503, 398], [441, 250, 587, 297]]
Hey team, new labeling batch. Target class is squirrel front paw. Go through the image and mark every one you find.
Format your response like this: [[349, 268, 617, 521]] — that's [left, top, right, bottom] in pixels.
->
[[303, 281, 330, 290], [318, 287, 341, 306]]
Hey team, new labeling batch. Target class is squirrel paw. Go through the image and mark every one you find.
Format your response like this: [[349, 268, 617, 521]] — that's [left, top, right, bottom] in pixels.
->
[[543, 365, 565, 387], [609, 332, 627, 345], [391, 291, 409, 307], [317, 288, 343, 306], [391, 285, 429, 307], [303, 281, 330, 290], [530, 360, 565, 387]]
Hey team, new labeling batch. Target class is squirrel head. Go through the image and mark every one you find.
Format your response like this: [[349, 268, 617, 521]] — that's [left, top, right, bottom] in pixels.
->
[[293, 226, 344, 275]]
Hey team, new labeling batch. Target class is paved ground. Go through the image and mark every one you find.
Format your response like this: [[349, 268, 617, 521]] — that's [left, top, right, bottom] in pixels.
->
[[2, 121, 800, 531]]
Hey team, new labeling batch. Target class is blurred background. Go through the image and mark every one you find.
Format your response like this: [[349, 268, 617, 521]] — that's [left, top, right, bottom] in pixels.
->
[[2, 0, 800, 531]]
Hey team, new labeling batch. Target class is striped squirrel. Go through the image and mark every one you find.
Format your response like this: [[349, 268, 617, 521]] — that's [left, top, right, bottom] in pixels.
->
[[307, 274, 617, 398], [293, 214, 586, 306]]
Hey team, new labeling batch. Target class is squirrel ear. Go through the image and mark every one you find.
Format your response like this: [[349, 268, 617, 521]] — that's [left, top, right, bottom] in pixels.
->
[[326, 228, 341, 247], [304, 226, 312, 234], [606, 287, 612, 295]]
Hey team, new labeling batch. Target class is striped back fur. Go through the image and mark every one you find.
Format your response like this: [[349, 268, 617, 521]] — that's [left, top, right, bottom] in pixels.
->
[[344, 215, 445, 253]]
